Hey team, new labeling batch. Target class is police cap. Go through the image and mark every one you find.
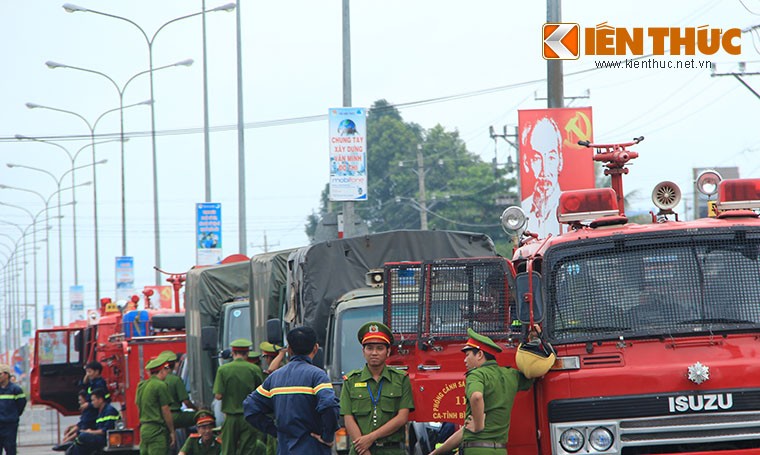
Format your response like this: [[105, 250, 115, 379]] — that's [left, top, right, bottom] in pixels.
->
[[230, 338, 253, 352], [248, 350, 262, 359], [194, 410, 215, 427], [145, 354, 170, 372], [160, 350, 178, 362], [461, 327, 502, 356], [259, 341, 282, 354], [357, 321, 394, 346]]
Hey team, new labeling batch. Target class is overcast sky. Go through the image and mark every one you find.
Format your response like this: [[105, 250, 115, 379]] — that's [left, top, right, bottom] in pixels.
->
[[1, 0, 758, 327]]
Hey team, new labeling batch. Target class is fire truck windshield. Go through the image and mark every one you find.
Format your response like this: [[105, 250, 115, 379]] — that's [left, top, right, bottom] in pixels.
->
[[544, 228, 760, 343]]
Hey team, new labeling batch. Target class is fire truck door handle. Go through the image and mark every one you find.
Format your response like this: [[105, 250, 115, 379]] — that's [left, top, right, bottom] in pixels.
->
[[418, 364, 441, 371]]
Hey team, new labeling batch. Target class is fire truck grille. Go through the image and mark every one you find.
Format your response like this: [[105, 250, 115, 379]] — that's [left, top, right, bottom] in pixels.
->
[[543, 227, 760, 344], [384, 258, 520, 342], [618, 411, 760, 449], [550, 390, 760, 453], [384, 262, 423, 336]]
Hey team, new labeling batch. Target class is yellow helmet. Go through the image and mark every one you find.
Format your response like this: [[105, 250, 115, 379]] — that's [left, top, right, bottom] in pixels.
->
[[515, 339, 556, 379]]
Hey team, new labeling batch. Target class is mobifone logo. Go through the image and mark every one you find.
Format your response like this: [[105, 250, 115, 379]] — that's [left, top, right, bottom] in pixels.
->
[[543, 23, 580, 60]]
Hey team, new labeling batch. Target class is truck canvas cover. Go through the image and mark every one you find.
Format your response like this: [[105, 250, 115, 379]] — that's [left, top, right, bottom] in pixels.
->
[[185, 259, 250, 406], [285, 230, 496, 344], [249, 248, 295, 348]]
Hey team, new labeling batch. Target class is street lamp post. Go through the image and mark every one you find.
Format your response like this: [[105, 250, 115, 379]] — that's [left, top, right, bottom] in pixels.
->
[[7, 163, 103, 325], [1, 185, 86, 325], [45, 59, 193, 256], [25, 100, 151, 301], [14, 135, 123, 285], [0, 237, 27, 345], [63, 2, 236, 284], [0, 211, 58, 332]]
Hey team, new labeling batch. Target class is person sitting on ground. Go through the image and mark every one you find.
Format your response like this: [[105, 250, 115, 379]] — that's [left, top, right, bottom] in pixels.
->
[[79, 361, 108, 430], [66, 388, 119, 455], [53, 391, 89, 451]]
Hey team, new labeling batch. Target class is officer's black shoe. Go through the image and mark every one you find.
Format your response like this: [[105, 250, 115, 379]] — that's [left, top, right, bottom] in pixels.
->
[[52, 442, 73, 451]]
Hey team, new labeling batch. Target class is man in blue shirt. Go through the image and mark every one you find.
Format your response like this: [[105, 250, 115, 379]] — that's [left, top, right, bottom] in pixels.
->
[[243, 327, 339, 454], [80, 361, 108, 430], [0, 364, 26, 455], [67, 388, 119, 454]]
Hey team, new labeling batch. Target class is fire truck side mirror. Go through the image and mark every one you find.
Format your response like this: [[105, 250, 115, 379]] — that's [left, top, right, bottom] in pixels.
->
[[267, 318, 283, 346], [201, 326, 218, 351], [515, 271, 545, 324]]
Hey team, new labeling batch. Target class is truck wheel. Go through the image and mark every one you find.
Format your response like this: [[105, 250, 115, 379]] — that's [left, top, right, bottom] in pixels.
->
[[152, 314, 185, 330]]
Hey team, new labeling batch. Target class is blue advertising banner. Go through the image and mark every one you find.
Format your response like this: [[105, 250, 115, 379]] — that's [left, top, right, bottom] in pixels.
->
[[115, 256, 135, 301], [328, 107, 367, 201], [197, 203, 223, 265], [70, 285, 85, 323], [43, 304, 55, 328]]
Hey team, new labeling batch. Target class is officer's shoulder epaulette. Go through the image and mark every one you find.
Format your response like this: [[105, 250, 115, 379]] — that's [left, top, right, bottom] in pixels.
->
[[387, 366, 408, 376], [188, 433, 201, 439], [344, 369, 363, 380]]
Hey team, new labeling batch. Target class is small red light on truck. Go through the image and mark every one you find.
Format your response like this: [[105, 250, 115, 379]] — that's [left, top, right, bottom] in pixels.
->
[[717, 179, 760, 211], [108, 429, 135, 448], [558, 188, 619, 223]]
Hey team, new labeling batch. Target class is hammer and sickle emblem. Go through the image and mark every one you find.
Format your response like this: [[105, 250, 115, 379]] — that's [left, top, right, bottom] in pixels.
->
[[563, 111, 592, 148]]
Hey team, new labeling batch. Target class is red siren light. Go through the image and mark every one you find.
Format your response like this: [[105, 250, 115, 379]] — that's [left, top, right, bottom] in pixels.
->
[[558, 188, 619, 223], [717, 179, 760, 211]]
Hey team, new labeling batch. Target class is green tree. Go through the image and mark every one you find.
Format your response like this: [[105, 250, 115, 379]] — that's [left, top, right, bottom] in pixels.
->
[[306, 100, 517, 253]]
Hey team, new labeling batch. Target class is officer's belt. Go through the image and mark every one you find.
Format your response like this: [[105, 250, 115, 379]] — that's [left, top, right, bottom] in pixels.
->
[[372, 441, 404, 449], [461, 441, 507, 449]]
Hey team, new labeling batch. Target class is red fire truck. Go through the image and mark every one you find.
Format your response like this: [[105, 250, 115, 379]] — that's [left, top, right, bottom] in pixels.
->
[[384, 138, 760, 454], [30, 287, 186, 452]]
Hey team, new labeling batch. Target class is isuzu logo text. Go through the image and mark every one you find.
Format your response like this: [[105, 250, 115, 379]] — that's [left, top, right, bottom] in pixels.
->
[[543, 22, 742, 60], [668, 393, 733, 413]]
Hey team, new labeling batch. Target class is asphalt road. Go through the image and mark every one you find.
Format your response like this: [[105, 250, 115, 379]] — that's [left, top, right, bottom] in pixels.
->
[[17, 405, 79, 455]]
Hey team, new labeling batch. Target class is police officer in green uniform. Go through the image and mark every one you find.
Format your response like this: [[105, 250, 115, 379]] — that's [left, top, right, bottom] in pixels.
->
[[256, 343, 282, 455], [340, 322, 415, 455], [259, 342, 285, 375], [178, 410, 221, 455], [135, 353, 176, 454], [429, 328, 533, 455], [160, 351, 196, 430], [213, 338, 264, 455]]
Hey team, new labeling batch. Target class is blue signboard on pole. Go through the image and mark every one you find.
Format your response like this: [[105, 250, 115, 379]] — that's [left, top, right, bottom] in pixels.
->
[[196, 203, 223, 265]]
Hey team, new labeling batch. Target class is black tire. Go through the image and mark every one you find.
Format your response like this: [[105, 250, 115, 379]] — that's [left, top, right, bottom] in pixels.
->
[[152, 313, 185, 330]]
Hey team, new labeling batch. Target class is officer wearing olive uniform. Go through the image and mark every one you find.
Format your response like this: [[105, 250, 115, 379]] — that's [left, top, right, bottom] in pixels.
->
[[259, 342, 285, 375], [135, 353, 176, 454], [178, 410, 221, 455], [340, 322, 414, 455], [430, 328, 533, 455], [160, 351, 196, 430], [213, 338, 264, 455]]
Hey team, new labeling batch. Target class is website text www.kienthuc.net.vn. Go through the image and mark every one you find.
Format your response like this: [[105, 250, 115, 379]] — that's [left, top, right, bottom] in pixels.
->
[[594, 57, 713, 70]]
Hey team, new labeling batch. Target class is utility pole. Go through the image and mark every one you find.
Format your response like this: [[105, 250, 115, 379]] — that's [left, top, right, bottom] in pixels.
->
[[489, 125, 521, 202], [546, 0, 564, 109], [235, 0, 247, 255], [341, 0, 355, 238], [416, 144, 428, 230], [250, 231, 279, 254]]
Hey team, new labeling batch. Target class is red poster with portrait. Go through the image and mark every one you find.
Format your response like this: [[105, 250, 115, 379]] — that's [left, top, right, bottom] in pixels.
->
[[518, 107, 594, 238]]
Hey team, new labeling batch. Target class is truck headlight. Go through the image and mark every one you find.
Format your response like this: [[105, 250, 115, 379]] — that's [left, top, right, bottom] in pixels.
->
[[560, 428, 584, 453], [589, 427, 614, 451]]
